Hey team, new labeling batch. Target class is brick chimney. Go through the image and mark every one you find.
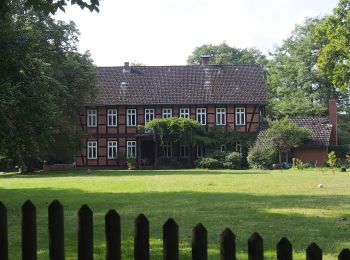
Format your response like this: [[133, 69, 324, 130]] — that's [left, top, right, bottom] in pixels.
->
[[200, 55, 211, 65], [328, 99, 338, 145], [123, 62, 131, 73]]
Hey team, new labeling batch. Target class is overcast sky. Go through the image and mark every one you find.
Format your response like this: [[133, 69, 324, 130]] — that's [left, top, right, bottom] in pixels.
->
[[55, 0, 339, 66]]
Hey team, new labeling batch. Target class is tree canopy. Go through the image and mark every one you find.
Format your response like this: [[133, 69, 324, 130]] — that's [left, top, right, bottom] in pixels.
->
[[0, 2, 97, 169], [187, 42, 268, 67]]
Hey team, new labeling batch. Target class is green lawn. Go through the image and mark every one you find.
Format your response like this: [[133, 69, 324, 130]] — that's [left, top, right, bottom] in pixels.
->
[[0, 168, 349, 259]]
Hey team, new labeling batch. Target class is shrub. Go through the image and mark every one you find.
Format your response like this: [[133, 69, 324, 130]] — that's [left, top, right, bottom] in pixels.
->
[[196, 157, 221, 169], [157, 157, 181, 169], [340, 166, 347, 172], [210, 151, 227, 162], [223, 152, 242, 169], [292, 158, 305, 170], [247, 136, 277, 169], [327, 151, 337, 173]]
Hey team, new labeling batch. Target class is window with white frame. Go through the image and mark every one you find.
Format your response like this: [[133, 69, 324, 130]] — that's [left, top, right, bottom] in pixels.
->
[[196, 108, 207, 125], [127, 109, 137, 127], [179, 108, 190, 118], [196, 146, 204, 158], [87, 141, 97, 159], [144, 108, 155, 124], [235, 141, 242, 154], [107, 109, 117, 127], [162, 108, 172, 118], [161, 142, 172, 157], [127, 141, 137, 158], [180, 144, 189, 157], [107, 141, 118, 159], [216, 108, 226, 125], [235, 107, 246, 125], [87, 109, 97, 127], [220, 144, 226, 152]]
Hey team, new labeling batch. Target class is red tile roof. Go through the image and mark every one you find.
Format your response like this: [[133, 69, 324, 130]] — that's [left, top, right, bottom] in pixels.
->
[[93, 64, 267, 106]]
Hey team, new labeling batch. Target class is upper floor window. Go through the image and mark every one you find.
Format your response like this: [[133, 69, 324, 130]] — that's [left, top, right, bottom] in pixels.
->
[[87, 141, 97, 159], [162, 108, 172, 118], [107, 141, 118, 159], [196, 108, 206, 125], [179, 108, 190, 118], [87, 109, 97, 127], [235, 107, 246, 125], [127, 141, 137, 158], [144, 108, 155, 124], [216, 108, 226, 125], [127, 109, 136, 127], [107, 109, 117, 127]]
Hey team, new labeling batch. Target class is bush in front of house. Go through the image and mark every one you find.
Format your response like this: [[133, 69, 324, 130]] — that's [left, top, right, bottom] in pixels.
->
[[247, 137, 277, 169], [223, 152, 242, 169], [196, 157, 222, 169]]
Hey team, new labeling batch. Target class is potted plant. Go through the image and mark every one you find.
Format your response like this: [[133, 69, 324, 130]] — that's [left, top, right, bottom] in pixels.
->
[[127, 157, 137, 170]]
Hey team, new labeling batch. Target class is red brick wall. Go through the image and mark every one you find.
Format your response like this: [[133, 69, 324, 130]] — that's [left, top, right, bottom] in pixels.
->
[[76, 104, 263, 167], [294, 147, 328, 167]]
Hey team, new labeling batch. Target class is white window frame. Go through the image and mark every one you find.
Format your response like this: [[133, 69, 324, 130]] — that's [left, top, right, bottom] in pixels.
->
[[107, 109, 118, 127], [144, 108, 155, 124], [107, 141, 118, 159], [220, 144, 226, 152], [196, 146, 204, 158], [180, 144, 189, 157], [216, 108, 226, 125], [196, 108, 207, 125], [235, 141, 242, 154], [161, 142, 172, 157], [235, 107, 246, 125], [179, 108, 190, 118], [87, 141, 97, 159], [127, 108, 137, 127], [162, 108, 172, 118], [87, 109, 97, 127], [127, 141, 137, 158]]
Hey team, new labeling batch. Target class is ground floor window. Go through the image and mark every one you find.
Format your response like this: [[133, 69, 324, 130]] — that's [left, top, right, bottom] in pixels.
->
[[87, 141, 97, 159], [127, 141, 137, 158], [235, 141, 242, 154], [220, 144, 226, 152], [107, 141, 118, 159], [180, 144, 189, 157], [161, 142, 172, 157], [196, 146, 204, 158]]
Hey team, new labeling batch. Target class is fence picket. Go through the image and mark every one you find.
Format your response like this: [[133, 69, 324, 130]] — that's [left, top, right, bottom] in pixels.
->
[[248, 232, 263, 260], [163, 218, 179, 260], [78, 205, 93, 260], [134, 214, 149, 260], [0, 202, 8, 260], [220, 228, 236, 260], [338, 249, 350, 260], [306, 243, 322, 260], [192, 223, 207, 260], [22, 200, 37, 260], [105, 210, 121, 260], [277, 237, 292, 260], [48, 200, 64, 260]]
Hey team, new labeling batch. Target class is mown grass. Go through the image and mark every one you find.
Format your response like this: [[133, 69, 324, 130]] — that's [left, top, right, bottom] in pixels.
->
[[0, 168, 349, 259]]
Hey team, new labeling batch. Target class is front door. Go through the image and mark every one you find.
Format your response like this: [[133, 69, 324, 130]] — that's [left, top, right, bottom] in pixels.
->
[[140, 140, 156, 166]]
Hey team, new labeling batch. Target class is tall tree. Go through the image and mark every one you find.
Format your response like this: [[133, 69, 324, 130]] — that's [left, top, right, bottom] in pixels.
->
[[266, 18, 348, 117], [314, 0, 350, 94], [187, 42, 268, 67], [0, 2, 97, 169]]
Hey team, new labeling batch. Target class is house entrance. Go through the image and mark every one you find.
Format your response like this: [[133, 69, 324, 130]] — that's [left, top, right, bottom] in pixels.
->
[[140, 140, 156, 166]]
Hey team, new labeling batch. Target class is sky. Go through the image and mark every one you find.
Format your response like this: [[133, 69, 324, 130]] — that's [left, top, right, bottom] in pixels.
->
[[55, 0, 339, 66]]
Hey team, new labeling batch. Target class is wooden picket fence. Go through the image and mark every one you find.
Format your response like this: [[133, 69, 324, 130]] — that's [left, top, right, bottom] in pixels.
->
[[0, 200, 349, 260]]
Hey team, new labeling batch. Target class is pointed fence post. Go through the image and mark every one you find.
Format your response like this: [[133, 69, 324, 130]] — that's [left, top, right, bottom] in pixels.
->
[[220, 228, 236, 260], [48, 200, 64, 260], [134, 214, 149, 260], [306, 243, 322, 260], [22, 200, 37, 260], [163, 218, 179, 260], [78, 205, 93, 260], [105, 210, 121, 260], [248, 232, 263, 260], [277, 237, 292, 260], [192, 223, 207, 260], [0, 202, 8, 260], [338, 249, 350, 260]]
